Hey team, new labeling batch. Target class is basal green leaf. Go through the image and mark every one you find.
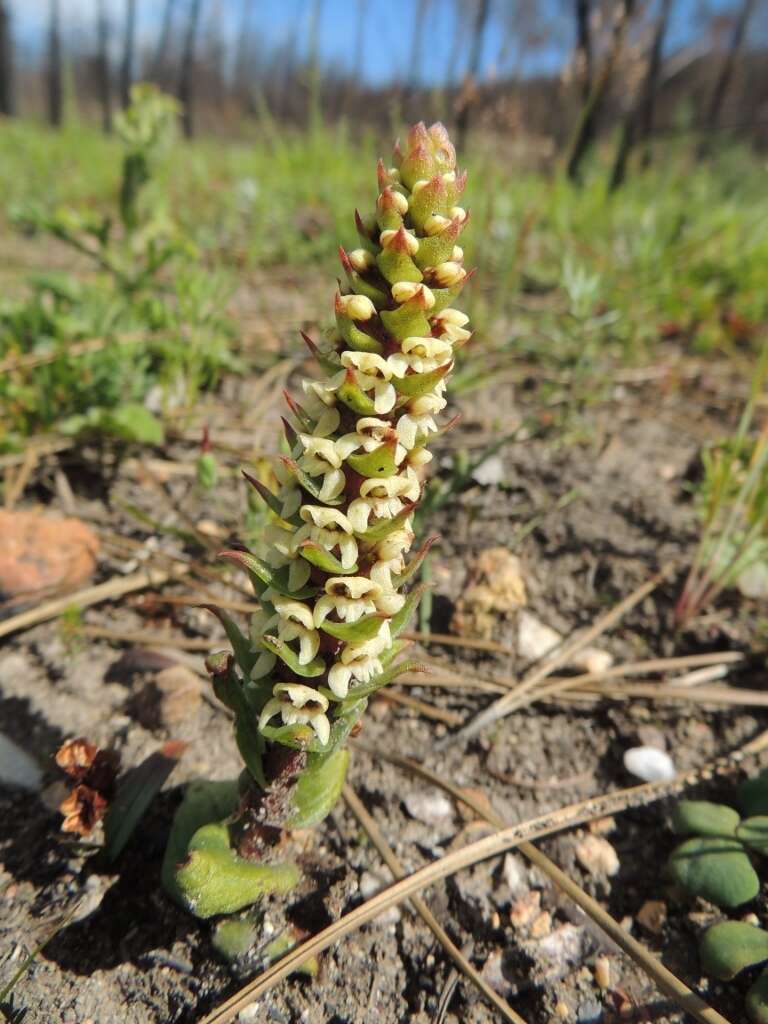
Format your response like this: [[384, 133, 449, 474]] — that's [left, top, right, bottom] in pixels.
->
[[738, 817, 768, 855], [700, 922, 768, 980], [669, 836, 759, 908], [671, 800, 740, 838]]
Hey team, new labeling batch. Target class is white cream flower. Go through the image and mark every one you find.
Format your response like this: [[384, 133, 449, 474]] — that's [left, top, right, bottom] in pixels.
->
[[395, 392, 447, 449], [431, 261, 466, 288], [312, 405, 341, 438], [303, 378, 338, 410], [296, 434, 346, 503], [313, 576, 382, 626], [347, 473, 421, 533], [327, 622, 392, 698], [249, 609, 278, 679], [391, 282, 435, 308], [388, 336, 453, 377], [258, 683, 330, 746], [339, 351, 396, 414], [272, 596, 320, 665], [380, 228, 419, 255], [294, 505, 358, 569], [337, 293, 376, 320], [335, 417, 406, 464]]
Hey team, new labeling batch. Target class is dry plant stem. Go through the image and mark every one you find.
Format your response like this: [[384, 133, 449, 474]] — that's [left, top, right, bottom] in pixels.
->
[[445, 565, 672, 746], [0, 330, 151, 373], [203, 732, 768, 1024], [3, 447, 39, 509], [0, 565, 188, 640], [342, 784, 529, 1024]]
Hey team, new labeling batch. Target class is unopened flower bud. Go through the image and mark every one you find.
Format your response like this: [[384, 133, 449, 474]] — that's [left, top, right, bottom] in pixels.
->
[[392, 282, 435, 308], [431, 262, 466, 287], [348, 248, 376, 273], [411, 179, 429, 195], [450, 206, 468, 224], [451, 245, 464, 262], [338, 292, 376, 320], [423, 214, 451, 237], [435, 307, 469, 327], [380, 228, 419, 255], [376, 189, 408, 216]]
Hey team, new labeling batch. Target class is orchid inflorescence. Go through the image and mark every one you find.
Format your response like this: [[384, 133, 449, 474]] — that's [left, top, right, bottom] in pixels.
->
[[166, 121, 471, 920], [209, 120, 471, 820]]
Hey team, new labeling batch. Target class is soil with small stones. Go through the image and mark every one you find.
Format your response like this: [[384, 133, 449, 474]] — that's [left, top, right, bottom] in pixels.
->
[[1, 279, 766, 1024]]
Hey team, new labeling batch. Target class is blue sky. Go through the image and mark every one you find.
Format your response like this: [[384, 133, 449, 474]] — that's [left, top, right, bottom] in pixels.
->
[[11, 0, 746, 86]]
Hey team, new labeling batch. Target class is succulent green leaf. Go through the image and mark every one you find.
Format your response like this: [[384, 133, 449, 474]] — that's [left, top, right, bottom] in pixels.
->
[[319, 612, 386, 643], [740, 771, 768, 817], [669, 836, 759, 908], [336, 370, 378, 415], [298, 540, 357, 575], [174, 821, 300, 918], [242, 470, 285, 518], [288, 748, 349, 828], [280, 457, 344, 506], [700, 922, 768, 980], [347, 439, 399, 478], [376, 246, 422, 285], [260, 635, 326, 677], [219, 549, 317, 600], [738, 817, 768, 855], [430, 280, 467, 314], [341, 659, 425, 704], [162, 778, 240, 907], [393, 361, 452, 398], [390, 583, 428, 638], [747, 967, 768, 1023], [380, 301, 431, 341], [358, 500, 417, 542], [392, 536, 438, 588], [206, 653, 266, 787], [204, 605, 257, 676], [412, 229, 459, 271], [212, 915, 260, 962], [300, 330, 342, 373], [671, 800, 740, 838], [336, 313, 384, 354]]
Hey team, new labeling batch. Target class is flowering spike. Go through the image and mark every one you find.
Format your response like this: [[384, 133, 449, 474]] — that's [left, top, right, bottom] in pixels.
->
[[169, 123, 473, 920]]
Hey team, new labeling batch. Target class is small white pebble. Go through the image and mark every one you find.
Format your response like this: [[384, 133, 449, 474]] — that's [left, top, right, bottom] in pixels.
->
[[403, 791, 453, 826], [623, 746, 676, 782]]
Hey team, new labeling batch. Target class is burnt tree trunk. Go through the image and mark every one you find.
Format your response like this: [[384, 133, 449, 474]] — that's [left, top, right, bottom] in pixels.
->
[[96, 0, 113, 133], [151, 0, 178, 84], [703, 0, 756, 139], [609, 0, 674, 191], [0, 1, 16, 116], [455, 0, 490, 150], [120, 0, 137, 109], [565, 0, 636, 183], [47, 0, 63, 127], [178, 0, 204, 138], [638, 0, 673, 167]]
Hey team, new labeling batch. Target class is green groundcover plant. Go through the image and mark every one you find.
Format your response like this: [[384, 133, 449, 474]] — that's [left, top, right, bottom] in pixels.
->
[[0, 85, 234, 452], [667, 772, 768, 1022], [162, 121, 471, 920]]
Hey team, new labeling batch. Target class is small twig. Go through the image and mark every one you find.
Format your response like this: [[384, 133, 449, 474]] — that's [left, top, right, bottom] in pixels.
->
[[442, 564, 673, 747], [378, 689, 464, 726], [3, 447, 39, 510], [0, 330, 151, 374], [74, 625, 213, 651], [0, 565, 188, 641], [343, 784, 528, 1024]]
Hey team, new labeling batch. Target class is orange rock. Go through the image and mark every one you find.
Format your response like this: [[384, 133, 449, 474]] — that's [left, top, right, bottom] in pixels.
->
[[0, 510, 99, 598]]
